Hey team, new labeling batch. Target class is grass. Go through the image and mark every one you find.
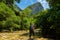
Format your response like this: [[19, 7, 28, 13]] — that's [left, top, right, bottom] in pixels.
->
[[0, 29, 54, 40]]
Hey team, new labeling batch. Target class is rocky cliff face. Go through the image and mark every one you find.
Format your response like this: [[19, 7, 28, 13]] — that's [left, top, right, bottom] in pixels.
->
[[29, 2, 44, 14]]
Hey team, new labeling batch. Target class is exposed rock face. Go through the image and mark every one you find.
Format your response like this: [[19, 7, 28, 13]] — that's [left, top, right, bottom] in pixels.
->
[[29, 2, 44, 14]]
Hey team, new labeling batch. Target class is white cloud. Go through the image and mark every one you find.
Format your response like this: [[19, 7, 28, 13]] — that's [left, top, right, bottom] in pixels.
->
[[37, 0, 49, 9], [37, 0, 46, 3], [37, 0, 41, 2], [37, 0, 44, 2]]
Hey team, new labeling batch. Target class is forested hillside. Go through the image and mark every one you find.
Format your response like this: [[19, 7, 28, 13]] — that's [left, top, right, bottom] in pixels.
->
[[0, 0, 35, 31]]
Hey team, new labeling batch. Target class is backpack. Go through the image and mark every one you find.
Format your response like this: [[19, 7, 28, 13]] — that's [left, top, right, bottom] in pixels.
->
[[30, 25, 34, 30]]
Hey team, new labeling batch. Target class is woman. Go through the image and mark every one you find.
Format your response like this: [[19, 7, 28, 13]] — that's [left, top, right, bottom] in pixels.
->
[[29, 23, 35, 39]]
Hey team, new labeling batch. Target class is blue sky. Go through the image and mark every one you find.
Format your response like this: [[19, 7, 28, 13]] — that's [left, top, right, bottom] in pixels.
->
[[15, 0, 49, 10]]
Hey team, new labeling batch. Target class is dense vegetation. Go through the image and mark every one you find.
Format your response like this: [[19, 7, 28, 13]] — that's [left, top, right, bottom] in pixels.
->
[[0, 0, 60, 39], [34, 0, 60, 38], [0, 0, 35, 31]]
